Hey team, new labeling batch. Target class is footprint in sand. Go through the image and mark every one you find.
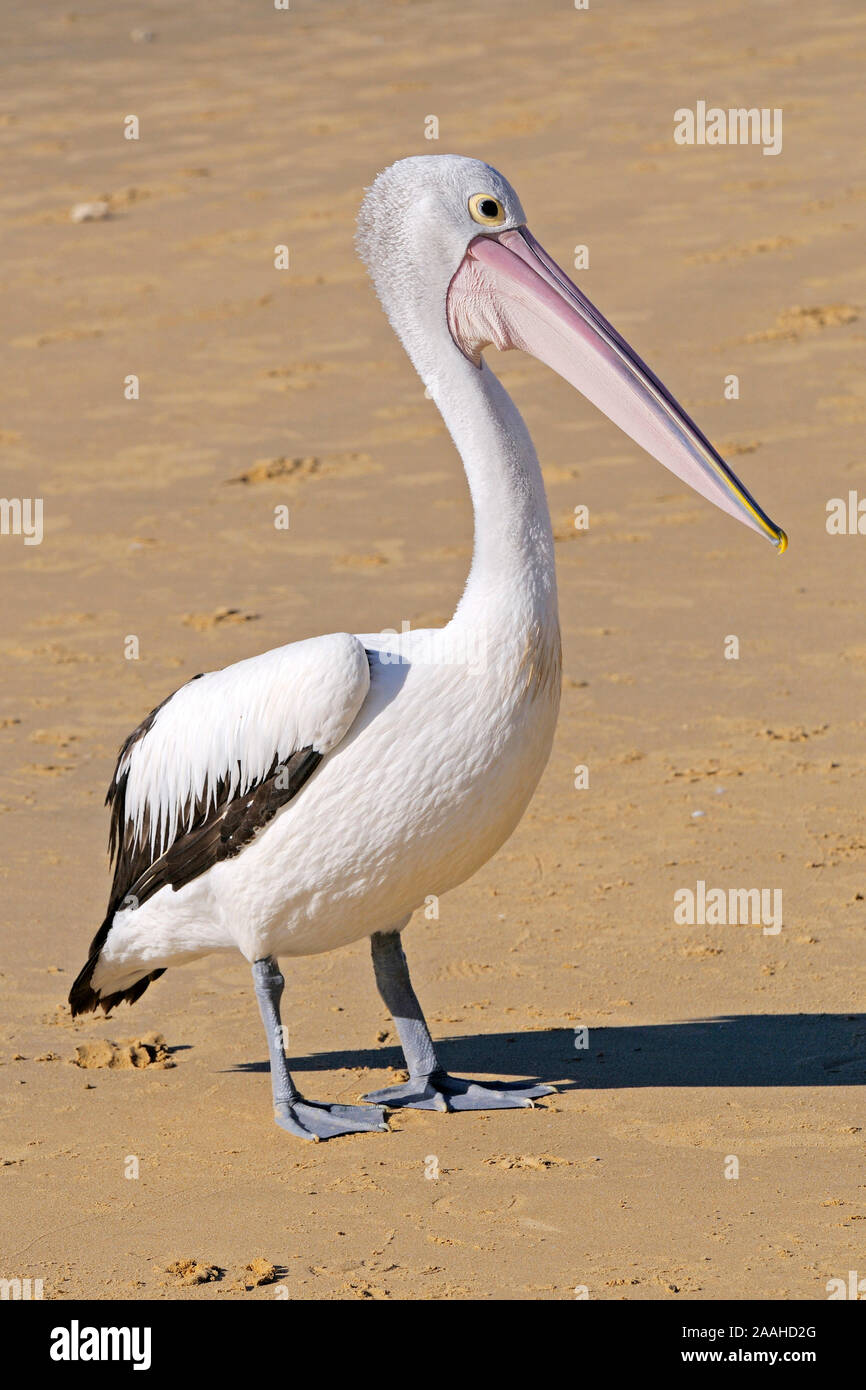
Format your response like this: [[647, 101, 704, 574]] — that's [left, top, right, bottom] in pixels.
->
[[742, 303, 858, 343], [227, 452, 377, 485], [181, 606, 260, 631]]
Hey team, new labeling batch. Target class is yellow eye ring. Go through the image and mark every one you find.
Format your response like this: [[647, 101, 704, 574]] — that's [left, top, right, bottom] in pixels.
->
[[468, 193, 506, 226]]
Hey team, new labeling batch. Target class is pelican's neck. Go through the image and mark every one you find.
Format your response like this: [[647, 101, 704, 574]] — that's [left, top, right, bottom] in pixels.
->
[[429, 351, 558, 642], [359, 222, 557, 652]]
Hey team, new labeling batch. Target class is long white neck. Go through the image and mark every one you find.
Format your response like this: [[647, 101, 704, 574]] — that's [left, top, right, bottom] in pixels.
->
[[428, 349, 558, 644], [357, 199, 557, 653]]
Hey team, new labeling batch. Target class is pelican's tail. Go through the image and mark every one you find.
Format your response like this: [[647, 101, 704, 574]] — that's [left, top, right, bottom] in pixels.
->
[[68, 914, 165, 1016]]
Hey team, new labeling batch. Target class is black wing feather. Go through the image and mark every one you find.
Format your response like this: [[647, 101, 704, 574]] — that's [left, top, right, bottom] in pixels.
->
[[69, 676, 323, 1017]]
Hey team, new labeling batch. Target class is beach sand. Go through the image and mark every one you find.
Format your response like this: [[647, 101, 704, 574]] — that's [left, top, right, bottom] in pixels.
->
[[1, 0, 864, 1299]]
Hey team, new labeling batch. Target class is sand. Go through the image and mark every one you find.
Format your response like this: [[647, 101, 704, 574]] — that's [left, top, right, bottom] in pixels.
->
[[1, 0, 864, 1300]]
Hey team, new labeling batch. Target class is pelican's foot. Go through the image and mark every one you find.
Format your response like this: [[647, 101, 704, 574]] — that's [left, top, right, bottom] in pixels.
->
[[274, 1098, 389, 1141], [363, 1068, 554, 1112]]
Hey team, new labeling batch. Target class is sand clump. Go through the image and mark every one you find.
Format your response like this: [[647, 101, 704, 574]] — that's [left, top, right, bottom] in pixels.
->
[[72, 1032, 175, 1070], [163, 1258, 274, 1290], [240, 1258, 277, 1289], [163, 1259, 221, 1286]]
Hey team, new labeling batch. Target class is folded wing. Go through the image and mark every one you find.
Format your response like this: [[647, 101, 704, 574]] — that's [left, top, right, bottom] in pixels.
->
[[69, 632, 370, 1015]]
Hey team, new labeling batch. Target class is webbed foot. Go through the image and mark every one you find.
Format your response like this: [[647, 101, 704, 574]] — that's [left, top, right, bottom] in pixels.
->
[[364, 1068, 553, 1112], [274, 1098, 389, 1141]]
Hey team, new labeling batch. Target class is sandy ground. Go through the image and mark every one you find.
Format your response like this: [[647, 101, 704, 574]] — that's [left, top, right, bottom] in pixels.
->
[[1, 0, 865, 1301]]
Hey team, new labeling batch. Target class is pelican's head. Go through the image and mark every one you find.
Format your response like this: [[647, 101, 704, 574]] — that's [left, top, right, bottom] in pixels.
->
[[358, 154, 786, 551]]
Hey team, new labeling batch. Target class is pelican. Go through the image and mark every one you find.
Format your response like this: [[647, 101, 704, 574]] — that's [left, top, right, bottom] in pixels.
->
[[69, 155, 786, 1140]]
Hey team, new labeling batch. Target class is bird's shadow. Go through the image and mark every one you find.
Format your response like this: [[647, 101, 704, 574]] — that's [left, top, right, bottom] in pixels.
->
[[230, 1013, 866, 1088]]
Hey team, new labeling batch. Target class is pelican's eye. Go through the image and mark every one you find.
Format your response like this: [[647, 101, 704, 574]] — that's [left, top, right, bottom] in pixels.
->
[[468, 193, 506, 226]]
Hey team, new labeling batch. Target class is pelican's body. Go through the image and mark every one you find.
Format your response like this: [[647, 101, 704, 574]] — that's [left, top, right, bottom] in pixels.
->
[[92, 350, 560, 990], [70, 155, 784, 1140], [100, 616, 559, 980]]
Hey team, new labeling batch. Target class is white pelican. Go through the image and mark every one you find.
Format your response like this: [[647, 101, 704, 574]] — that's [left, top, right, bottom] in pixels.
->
[[70, 155, 786, 1140]]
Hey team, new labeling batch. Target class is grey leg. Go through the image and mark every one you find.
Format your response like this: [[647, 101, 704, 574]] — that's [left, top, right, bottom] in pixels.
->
[[253, 956, 388, 1141], [363, 931, 554, 1111]]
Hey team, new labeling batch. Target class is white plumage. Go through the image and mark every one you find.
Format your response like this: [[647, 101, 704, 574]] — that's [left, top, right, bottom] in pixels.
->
[[70, 154, 782, 1139], [121, 633, 370, 859]]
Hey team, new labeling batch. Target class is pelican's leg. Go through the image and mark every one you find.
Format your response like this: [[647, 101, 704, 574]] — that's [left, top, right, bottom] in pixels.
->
[[253, 957, 388, 1141], [363, 931, 553, 1111]]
